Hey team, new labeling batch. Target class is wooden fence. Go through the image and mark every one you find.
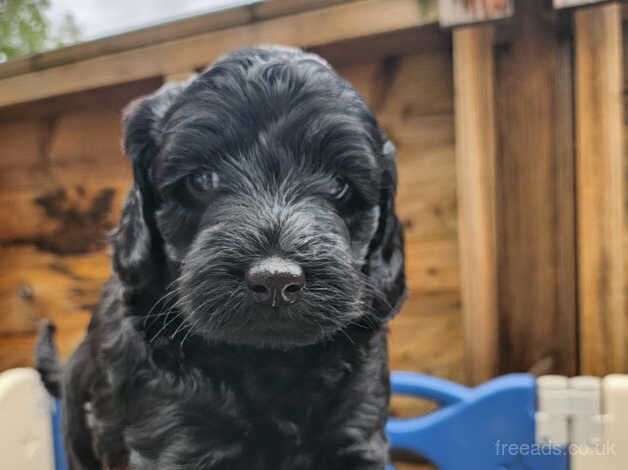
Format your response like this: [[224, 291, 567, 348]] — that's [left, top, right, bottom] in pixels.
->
[[0, 0, 626, 427]]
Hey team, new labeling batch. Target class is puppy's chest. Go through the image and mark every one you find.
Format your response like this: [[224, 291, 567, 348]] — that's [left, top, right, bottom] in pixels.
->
[[118, 364, 351, 469]]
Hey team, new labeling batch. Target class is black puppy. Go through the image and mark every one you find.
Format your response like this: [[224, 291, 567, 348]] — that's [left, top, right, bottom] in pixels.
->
[[37, 46, 406, 470]]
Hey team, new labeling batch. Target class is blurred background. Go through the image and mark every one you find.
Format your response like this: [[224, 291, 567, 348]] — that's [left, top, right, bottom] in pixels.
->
[[0, 1, 626, 468]]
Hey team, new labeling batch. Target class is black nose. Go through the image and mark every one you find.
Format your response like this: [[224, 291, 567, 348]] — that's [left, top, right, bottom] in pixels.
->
[[246, 257, 305, 306]]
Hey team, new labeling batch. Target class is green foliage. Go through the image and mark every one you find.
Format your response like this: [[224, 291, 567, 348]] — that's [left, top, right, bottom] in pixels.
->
[[0, 0, 81, 62], [416, 0, 438, 17]]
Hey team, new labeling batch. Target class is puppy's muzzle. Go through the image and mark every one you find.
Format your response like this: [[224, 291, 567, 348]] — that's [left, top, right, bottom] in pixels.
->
[[246, 257, 305, 306]]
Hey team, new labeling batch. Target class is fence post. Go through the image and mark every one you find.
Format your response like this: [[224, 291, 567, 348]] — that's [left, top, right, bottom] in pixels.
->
[[453, 25, 499, 385], [574, 2, 626, 375]]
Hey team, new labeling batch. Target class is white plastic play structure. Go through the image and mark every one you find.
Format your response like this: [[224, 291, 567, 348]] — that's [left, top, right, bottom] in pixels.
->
[[1, 367, 627, 470], [0, 368, 56, 470]]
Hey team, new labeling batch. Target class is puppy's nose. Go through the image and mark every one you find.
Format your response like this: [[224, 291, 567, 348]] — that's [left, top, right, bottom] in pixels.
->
[[246, 257, 304, 306]]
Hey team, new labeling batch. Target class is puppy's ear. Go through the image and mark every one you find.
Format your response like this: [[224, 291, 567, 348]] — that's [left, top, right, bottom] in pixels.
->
[[366, 137, 407, 320], [112, 80, 192, 301]]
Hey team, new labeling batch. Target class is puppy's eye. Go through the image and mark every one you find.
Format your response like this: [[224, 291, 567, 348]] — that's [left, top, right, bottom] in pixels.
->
[[330, 177, 350, 201], [186, 171, 220, 197]]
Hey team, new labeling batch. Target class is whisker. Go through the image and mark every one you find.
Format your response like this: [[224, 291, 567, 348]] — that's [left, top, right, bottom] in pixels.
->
[[179, 318, 202, 350], [149, 312, 183, 344]]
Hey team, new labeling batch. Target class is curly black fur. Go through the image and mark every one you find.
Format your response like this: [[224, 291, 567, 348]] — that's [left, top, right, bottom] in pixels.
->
[[36, 46, 406, 470]]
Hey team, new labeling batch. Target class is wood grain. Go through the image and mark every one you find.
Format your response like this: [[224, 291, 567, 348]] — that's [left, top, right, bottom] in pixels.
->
[[388, 293, 463, 380], [0, 77, 162, 123], [0, 0, 437, 107], [494, 0, 578, 376], [0, 247, 105, 369], [554, 0, 615, 9], [311, 25, 450, 69], [625, 14, 628, 347], [575, 3, 626, 375], [452, 25, 498, 385], [0, 109, 130, 245]]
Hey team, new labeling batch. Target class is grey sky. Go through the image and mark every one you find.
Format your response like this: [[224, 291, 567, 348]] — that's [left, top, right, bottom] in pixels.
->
[[48, 0, 261, 41]]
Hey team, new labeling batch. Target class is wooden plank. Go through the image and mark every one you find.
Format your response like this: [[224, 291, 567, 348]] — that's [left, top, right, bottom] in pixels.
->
[[553, 24, 579, 378], [0, 109, 126, 173], [439, 0, 514, 28], [554, 0, 615, 9], [452, 26, 498, 385], [0, 77, 162, 123], [311, 25, 450, 68], [0, 178, 127, 246], [0, 108, 130, 245], [624, 14, 628, 333], [388, 291, 462, 442], [0, 245, 103, 370], [494, 0, 578, 377], [0, 0, 354, 80], [575, 3, 626, 375], [389, 292, 464, 380], [0, 0, 437, 108]]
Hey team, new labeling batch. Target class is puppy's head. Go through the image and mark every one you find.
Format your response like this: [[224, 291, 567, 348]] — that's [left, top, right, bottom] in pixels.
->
[[113, 46, 406, 349]]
